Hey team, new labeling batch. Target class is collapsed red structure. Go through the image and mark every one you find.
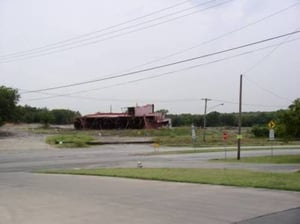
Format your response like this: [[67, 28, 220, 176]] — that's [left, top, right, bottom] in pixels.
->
[[74, 104, 171, 130]]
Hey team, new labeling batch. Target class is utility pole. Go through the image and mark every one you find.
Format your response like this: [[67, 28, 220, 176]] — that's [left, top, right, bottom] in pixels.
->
[[237, 74, 243, 160], [202, 98, 211, 142]]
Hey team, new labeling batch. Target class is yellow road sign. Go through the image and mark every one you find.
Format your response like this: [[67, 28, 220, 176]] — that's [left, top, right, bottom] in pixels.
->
[[268, 120, 276, 129]]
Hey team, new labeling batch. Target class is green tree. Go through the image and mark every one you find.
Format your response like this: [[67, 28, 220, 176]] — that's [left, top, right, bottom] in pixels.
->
[[16, 105, 39, 123], [37, 108, 55, 128], [206, 111, 220, 127], [219, 113, 236, 126], [0, 86, 20, 126], [51, 109, 81, 124], [277, 99, 300, 138]]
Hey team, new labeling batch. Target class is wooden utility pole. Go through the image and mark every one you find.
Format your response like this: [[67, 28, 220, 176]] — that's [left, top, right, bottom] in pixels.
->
[[202, 98, 211, 142], [237, 74, 243, 160]]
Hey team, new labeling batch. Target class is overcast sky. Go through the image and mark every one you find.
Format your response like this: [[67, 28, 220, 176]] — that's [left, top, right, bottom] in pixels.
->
[[0, 0, 299, 114]]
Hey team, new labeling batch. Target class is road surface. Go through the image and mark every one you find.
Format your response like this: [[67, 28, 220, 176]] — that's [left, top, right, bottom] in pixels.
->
[[0, 143, 300, 172], [0, 125, 300, 223], [1, 172, 300, 224]]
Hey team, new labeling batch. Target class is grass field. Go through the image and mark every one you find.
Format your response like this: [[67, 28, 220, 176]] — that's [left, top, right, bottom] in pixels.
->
[[37, 125, 300, 148], [42, 168, 300, 191], [213, 155, 300, 164]]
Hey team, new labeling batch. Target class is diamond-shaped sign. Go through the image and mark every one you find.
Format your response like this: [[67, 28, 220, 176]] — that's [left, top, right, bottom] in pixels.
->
[[268, 121, 276, 129]]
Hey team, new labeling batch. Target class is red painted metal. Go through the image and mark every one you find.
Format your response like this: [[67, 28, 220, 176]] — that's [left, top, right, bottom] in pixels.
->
[[74, 104, 171, 130]]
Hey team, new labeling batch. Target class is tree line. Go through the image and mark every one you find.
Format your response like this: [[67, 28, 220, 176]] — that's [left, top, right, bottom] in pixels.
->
[[166, 111, 276, 128], [16, 105, 81, 125], [0, 86, 80, 126], [162, 99, 300, 139], [0, 85, 299, 138]]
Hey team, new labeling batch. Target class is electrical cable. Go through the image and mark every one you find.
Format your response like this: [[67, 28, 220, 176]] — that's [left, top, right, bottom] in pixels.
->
[[242, 27, 300, 103], [19, 0, 299, 97], [0, 0, 227, 62], [21, 30, 300, 94], [211, 98, 286, 108], [0, 0, 193, 58], [2, 0, 297, 66], [24, 94, 287, 109], [244, 77, 293, 101], [23, 36, 300, 101], [244, 26, 300, 75], [123, 1, 300, 72]]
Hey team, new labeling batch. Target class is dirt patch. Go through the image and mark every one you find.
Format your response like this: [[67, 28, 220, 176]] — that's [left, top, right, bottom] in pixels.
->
[[0, 123, 55, 151], [0, 124, 154, 151]]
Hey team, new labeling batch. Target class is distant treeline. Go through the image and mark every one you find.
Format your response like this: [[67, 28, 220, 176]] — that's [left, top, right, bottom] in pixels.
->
[[15, 105, 81, 125], [166, 111, 277, 127], [15, 106, 277, 128], [2, 86, 298, 139], [166, 99, 300, 139]]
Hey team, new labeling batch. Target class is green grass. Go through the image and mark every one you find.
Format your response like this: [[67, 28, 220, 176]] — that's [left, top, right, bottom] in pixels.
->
[[118, 127, 299, 147], [35, 125, 300, 147], [42, 168, 300, 191], [46, 134, 95, 147], [213, 155, 300, 164]]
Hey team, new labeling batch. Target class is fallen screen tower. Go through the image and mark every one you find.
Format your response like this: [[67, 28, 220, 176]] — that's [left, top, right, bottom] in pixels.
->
[[74, 104, 171, 130]]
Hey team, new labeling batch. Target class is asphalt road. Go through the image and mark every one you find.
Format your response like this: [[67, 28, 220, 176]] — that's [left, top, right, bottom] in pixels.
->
[[1, 128, 300, 224], [0, 144, 300, 172], [1, 172, 300, 224]]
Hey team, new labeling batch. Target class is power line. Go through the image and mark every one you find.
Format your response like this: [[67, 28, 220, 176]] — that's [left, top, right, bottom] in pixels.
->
[[1, 0, 227, 62], [20, 0, 299, 98], [22, 93, 287, 109], [23, 36, 300, 101], [1, 0, 296, 73], [210, 98, 287, 108], [0, 0, 192, 58], [25, 51, 258, 101], [124, 1, 300, 72], [21, 30, 300, 94], [244, 26, 300, 75], [242, 26, 300, 102], [21, 88, 288, 108], [0, 0, 228, 62], [3, 0, 297, 83], [244, 77, 293, 102]]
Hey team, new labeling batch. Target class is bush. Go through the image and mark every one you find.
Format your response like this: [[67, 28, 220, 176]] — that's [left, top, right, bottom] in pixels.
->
[[251, 126, 269, 137]]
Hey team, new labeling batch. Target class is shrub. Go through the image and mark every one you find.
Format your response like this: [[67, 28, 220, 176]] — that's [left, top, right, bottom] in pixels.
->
[[251, 126, 269, 137]]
